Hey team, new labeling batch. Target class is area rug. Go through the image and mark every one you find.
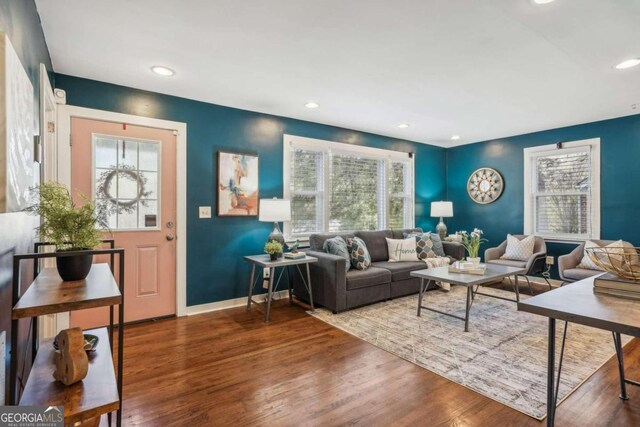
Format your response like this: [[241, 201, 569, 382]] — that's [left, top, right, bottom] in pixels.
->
[[310, 286, 632, 420]]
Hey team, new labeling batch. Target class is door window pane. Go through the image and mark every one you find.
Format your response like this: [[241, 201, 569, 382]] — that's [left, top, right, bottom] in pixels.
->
[[93, 135, 160, 230]]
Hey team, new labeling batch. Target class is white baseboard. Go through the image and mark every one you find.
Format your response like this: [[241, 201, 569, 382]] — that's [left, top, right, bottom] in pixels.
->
[[185, 290, 290, 316]]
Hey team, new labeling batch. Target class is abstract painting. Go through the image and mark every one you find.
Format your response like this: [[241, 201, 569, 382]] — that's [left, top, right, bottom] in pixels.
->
[[0, 32, 35, 213], [217, 151, 259, 216]]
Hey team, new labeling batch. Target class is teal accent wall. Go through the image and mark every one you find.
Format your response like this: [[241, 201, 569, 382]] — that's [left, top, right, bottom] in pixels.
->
[[0, 0, 53, 403], [54, 74, 447, 306], [446, 114, 640, 278]]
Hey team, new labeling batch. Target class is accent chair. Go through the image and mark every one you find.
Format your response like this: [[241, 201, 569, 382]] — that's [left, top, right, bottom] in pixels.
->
[[484, 234, 550, 294]]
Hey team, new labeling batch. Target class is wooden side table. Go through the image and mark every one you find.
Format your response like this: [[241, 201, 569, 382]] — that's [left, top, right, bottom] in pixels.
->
[[244, 254, 317, 322]]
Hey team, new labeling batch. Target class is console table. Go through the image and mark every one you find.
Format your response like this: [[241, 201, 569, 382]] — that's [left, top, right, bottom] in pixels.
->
[[518, 277, 640, 427], [244, 254, 317, 322]]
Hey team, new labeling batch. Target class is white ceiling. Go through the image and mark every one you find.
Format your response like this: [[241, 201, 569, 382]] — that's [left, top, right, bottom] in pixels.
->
[[36, 0, 640, 147]]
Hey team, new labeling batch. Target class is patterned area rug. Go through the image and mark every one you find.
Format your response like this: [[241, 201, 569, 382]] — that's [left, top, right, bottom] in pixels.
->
[[310, 286, 631, 420]]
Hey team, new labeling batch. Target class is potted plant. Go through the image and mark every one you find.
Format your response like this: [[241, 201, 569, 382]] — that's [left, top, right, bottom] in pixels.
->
[[264, 240, 283, 261], [458, 228, 488, 264], [24, 182, 109, 281]]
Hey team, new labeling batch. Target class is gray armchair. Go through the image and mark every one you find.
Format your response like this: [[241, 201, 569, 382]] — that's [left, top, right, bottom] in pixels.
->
[[558, 240, 631, 284], [484, 234, 550, 294]]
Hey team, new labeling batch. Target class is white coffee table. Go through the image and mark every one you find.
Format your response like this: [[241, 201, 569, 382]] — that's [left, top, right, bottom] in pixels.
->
[[410, 263, 527, 332]]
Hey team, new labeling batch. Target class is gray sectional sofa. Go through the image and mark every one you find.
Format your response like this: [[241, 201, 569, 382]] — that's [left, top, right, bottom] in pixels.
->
[[292, 228, 465, 313]]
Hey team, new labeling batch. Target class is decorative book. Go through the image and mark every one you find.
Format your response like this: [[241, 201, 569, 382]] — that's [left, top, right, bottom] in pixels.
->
[[284, 252, 305, 259], [449, 262, 486, 275], [594, 273, 640, 293], [593, 286, 640, 300]]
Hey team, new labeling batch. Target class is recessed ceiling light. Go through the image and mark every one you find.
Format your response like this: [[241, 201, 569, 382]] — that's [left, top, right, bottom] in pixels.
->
[[451, 135, 461, 141], [151, 65, 175, 76], [532, 0, 555, 4], [615, 58, 640, 70], [305, 102, 319, 109], [397, 123, 410, 129]]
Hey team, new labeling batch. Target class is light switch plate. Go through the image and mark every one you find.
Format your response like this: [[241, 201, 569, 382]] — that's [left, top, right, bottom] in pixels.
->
[[199, 206, 211, 218]]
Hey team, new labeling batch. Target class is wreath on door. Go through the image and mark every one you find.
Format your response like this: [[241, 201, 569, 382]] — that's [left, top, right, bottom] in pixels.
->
[[96, 164, 152, 215]]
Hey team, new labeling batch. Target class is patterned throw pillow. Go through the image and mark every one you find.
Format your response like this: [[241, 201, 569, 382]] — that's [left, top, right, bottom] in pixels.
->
[[386, 237, 418, 262], [323, 236, 351, 273], [404, 232, 443, 259], [578, 240, 625, 271], [346, 237, 371, 270], [501, 234, 535, 261]]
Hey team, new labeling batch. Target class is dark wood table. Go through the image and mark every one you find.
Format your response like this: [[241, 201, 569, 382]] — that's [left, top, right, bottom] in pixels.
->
[[518, 277, 640, 426], [411, 263, 526, 332]]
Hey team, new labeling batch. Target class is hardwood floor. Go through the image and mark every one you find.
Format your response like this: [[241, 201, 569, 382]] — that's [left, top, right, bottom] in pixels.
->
[[121, 288, 640, 426]]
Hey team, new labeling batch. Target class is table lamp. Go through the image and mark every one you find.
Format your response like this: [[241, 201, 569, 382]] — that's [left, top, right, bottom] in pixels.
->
[[431, 201, 453, 240], [259, 198, 291, 248]]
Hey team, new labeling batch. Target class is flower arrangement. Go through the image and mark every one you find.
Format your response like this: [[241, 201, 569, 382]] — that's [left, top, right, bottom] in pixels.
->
[[457, 228, 488, 259]]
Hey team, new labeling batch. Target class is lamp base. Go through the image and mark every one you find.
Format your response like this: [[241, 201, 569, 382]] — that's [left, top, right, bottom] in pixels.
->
[[436, 217, 447, 240], [267, 222, 285, 258]]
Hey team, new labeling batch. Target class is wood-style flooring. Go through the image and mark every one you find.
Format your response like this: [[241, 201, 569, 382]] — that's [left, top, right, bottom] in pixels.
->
[[121, 283, 640, 426]]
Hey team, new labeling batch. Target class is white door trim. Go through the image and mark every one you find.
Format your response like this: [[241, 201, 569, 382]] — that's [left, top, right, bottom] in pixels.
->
[[56, 105, 188, 317]]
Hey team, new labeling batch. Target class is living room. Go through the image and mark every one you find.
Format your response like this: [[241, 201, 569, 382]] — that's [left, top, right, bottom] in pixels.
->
[[1, 0, 640, 426]]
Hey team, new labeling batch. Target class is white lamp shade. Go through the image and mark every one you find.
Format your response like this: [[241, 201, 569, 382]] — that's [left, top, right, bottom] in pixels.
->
[[431, 201, 453, 218], [259, 198, 291, 222]]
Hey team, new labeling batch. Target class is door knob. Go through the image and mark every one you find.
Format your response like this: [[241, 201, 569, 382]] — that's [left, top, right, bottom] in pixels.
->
[[166, 233, 175, 241]]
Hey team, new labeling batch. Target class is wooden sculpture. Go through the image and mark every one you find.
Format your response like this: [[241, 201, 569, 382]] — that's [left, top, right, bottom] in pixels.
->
[[53, 327, 88, 386]]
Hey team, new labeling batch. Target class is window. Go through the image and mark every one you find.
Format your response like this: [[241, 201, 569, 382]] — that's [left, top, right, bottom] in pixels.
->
[[92, 134, 161, 230], [284, 135, 414, 239], [524, 138, 600, 241]]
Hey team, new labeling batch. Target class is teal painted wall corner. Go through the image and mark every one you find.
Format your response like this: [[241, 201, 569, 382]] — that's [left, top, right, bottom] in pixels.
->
[[54, 73, 447, 306], [446, 113, 640, 278]]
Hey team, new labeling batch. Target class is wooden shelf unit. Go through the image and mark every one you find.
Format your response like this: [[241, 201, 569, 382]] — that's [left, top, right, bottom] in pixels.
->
[[13, 264, 121, 319], [9, 243, 125, 427], [20, 327, 119, 425]]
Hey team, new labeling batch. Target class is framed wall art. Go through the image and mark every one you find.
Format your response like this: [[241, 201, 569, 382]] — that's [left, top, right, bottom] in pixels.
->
[[0, 32, 35, 213], [217, 151, 259, 216]]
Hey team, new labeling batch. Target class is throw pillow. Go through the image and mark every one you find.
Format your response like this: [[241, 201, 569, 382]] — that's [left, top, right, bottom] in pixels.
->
[[501, 234, 535, 261], [323, 236, 351, 273], [404, 232, 444, 259], [386, 237, 418, 262], [346, 237, 371, 270], [578, 240, 625, 271]]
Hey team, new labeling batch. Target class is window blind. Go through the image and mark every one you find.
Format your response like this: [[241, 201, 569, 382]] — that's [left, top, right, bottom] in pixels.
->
[[533, 148, 591, 237], [290, 148, 323, 235], [285, 137, 414, 238]]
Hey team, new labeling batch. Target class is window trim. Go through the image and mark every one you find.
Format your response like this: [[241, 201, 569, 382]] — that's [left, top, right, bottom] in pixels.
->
[[283, 134, 415, 240], [523, 138, 600, 242]]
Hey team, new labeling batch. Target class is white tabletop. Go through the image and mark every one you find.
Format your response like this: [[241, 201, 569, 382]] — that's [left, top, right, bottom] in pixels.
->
[[244, 254, 318, 268]]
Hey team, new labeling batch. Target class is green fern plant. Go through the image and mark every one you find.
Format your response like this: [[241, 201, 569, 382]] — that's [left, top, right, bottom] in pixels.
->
[[264, 240, 283, 255], [24, 181, 109, 250]]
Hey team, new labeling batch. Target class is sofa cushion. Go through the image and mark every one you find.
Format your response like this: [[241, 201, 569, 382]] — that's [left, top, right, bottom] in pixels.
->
[[405, 231, 445, 258], [323, 236, 351, 273], [487, 259, 527, 269], [309, 233, 354, 251], [392, 228, 423, 239], [346, 236, 372, 270], [502, 234, 535, 261], [386, 237, 418, 262], [355, 230, 393, 262], [371, 261, 425, 281], [346, 267, 391, 290], [563, 268, 601, 281]]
